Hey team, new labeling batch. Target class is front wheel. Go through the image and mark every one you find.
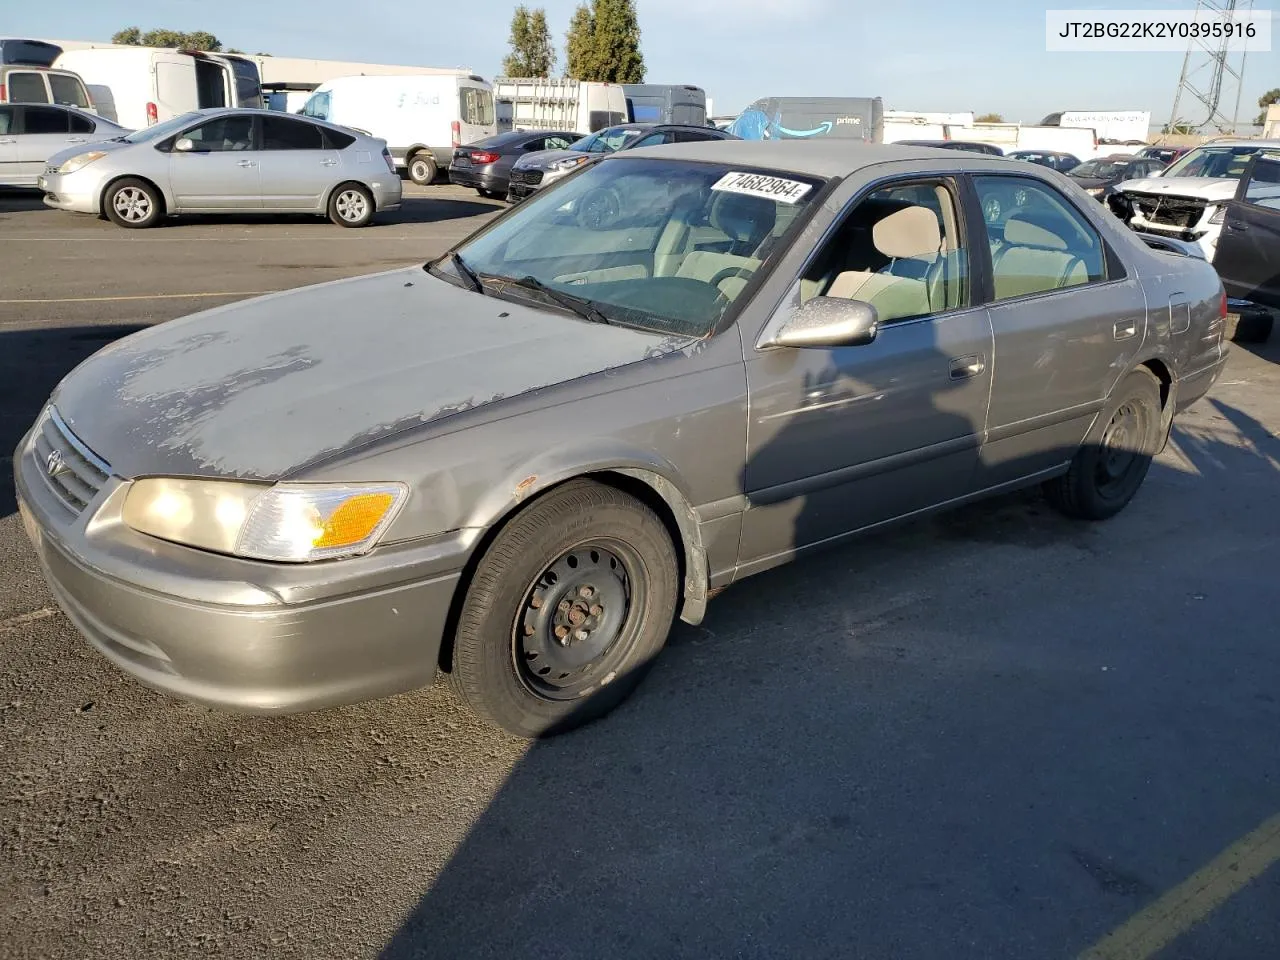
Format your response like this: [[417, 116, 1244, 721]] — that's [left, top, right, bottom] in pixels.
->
[[1044, 368, 1162, 521], [449, 479, 680, 738], [328, 183, 374, 227], [104, 178, 162, 228]]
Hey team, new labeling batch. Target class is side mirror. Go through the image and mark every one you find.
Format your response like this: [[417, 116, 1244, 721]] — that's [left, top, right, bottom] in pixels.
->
[[174, 137, 194, 153], [767, 297, 880, 349]]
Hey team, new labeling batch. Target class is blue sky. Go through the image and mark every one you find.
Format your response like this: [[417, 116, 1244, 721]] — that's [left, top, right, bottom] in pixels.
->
[[11, 0, 1277, 123]]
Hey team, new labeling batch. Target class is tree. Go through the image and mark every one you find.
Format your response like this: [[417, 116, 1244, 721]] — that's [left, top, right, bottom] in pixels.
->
[[111, 26, 222, 51], [975, 112, 1003, 123], [589, 0, 644, 84], [565, 3, 595, 80], [502, 6, 555, 77], [1254, 88, 1280, 126]]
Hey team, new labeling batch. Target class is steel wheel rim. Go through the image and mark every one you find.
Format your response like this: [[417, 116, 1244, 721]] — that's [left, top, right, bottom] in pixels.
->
[[113, 187, 151, 222], [412, 160, 429, 180], [336, 190, 368, 221], [512, 539, 644, 701], [1095, 400, 1147, 497]]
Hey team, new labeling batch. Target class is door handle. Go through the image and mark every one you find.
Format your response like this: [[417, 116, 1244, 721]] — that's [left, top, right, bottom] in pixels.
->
[[949, 355, 985, 379], [237, 159, 256, 168], [66, 137, 87, 143], [1113, 318, 1139, 340]]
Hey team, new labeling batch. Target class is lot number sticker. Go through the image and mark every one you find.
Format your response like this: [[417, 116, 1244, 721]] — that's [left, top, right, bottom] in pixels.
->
[[712, 172, 813, 205]]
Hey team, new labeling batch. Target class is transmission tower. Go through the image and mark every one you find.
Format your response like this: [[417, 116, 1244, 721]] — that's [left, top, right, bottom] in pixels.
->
[[1167, 0, 1254, 134]]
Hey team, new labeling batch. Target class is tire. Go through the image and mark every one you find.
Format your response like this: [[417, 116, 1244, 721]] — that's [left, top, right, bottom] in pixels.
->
[[104, 178, 162, 229], [327, 183, 375, 228], [449, 479, 680, 739], [1044, 368, 1162, 521], [408, 152, 436, 185], [478, 188, 501, 200], [1226, 309, 1274, 344]]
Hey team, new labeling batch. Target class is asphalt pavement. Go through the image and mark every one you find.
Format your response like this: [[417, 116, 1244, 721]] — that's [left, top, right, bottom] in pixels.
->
[[1, 186, 1278, 960]]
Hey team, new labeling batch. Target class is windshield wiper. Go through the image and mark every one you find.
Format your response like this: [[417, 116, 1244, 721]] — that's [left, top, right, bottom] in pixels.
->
[[449, 252, 484, 294], [500, 275, 610, 324]]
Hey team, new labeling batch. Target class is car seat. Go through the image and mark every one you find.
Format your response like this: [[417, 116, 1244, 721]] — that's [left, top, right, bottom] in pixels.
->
[[673, 191, 778, 300], [990, 215, 1087, 299], [826, 206, 940, 321]]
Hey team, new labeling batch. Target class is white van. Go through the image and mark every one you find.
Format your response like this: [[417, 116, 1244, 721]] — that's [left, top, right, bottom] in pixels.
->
[[1, 39, 94, 113], [53, 47, 262, 130], [301, 74, 496, 184]]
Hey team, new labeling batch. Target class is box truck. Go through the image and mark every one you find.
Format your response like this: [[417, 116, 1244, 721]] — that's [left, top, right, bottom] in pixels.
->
[[492, 78, 626, 135]]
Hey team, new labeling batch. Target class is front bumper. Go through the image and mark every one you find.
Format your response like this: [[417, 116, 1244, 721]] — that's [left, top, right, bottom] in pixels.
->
[[38, 169, 101, 215], [14, 424, 464, 714]]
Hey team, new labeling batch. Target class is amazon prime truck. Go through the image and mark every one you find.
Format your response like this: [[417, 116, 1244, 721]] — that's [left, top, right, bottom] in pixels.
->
[[728, 96, 884, 142]]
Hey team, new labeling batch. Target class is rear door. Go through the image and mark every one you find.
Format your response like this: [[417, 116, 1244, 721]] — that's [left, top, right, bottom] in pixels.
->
[[152, 55, 200, 123], [4, 71, 51, 104], [0, 106, 17, 184], [257, 114, 337, 210], [168, 113, 261, 210], [1213, 152, 1280, 310], [457, 83, 496, 143], [14, 105, 80, 181]]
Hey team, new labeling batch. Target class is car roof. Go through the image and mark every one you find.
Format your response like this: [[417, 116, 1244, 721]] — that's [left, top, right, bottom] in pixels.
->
[[618, 139, 1022, 177]]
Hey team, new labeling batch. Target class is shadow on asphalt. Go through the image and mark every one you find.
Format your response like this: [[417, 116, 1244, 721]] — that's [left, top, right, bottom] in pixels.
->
[[0, 324, 146, 517], [0, 188, 48, 216]]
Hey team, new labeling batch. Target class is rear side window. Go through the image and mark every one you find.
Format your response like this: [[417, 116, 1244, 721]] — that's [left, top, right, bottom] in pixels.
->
[[48, 74, 90, 108], [974, 176, 1106, 302], [23, 106, 70, 134], [68, 112, 94, 134], [321, 127, 356, 149], [6, 72, 49, 104], [262, 115, 324, 150]]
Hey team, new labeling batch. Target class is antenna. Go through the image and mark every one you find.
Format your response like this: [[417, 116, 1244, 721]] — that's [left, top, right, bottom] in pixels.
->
[[1167, 0, 1253, 134]]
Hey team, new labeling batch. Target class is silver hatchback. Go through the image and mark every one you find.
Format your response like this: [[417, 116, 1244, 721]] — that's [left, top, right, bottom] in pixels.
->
[[38, 107, 402, 228]]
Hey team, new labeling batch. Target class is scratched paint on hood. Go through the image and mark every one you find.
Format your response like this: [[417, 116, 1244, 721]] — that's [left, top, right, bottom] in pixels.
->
[[51, 267, 694, 480]]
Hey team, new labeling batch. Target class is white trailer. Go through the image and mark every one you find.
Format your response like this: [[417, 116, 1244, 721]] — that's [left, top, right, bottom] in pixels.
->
[[492, 78, 627, 135], [1041, 110, 1150, 143]]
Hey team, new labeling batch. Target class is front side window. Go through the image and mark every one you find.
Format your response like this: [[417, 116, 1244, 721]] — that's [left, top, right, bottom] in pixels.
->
[[183, 115, 255, 152], [801, 179, 969, 323], [975, 176, 1106, 302], [439, 157, 824, 337], [48, 74, 90, 108], [543, 135, 574, 150], [7, 72, 49, 104], [302, 92, 331, 121], [22, 106, 70, 135], [262, 115, 323, 150], [1243, 155, 1280, 210], [0, 107, 14, 135]]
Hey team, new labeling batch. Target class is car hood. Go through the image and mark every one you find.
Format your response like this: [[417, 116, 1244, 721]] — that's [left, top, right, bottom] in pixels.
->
[[49, 268, 695, 481], [45, 137, 136, 168], [1112, 176, 1239, 201], [516, 148, 588, 170], [1068, 175, 1108, 189]]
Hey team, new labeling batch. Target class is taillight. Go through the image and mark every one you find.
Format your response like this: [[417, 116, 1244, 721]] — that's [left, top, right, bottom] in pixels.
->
[[469, 150, 499, 164], [1220, 289, 1228, 320], [382, 148, 395, 174], [0, 82, 6, 101], [451, 120, 461, 147], [146, 101, 158, 125]]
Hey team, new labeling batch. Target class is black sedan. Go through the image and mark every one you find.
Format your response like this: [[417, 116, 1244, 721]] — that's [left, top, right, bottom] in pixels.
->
[[1066, 154, 1169, 202], [449, 130, 585, 199], [1006, 150, 1081, 172], [894, 139, 1004, 156]]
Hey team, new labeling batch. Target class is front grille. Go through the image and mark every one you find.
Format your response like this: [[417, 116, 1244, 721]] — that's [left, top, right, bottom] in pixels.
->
[[510, 169, 543, 186], [1125, 192, 1208, 229], [44, 164, 57, 175], [31, 407, 111, 514]]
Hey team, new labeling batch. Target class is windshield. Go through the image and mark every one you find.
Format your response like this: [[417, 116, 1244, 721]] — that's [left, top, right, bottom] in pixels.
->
[[1162, 145, 1266, 179], [122, 112, 201, 143], [571, 127, 646, 154], [440, 157, 824, 337], [1070, 159, 1128, 178]]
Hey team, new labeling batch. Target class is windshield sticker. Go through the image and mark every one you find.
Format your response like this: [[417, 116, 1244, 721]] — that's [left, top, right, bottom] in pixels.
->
[[711, 172, 813, 205]]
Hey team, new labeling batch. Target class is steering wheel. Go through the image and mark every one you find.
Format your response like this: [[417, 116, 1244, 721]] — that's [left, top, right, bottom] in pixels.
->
[[708, 265, 755, 291]]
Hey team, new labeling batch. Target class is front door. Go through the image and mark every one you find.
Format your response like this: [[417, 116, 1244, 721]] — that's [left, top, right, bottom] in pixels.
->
[[168, 114, 261, 210], [739, 176, 994, 571], [970, 174, 1149, 487], [1213, 152, 1280, 310], [257, 114, 339, 210]]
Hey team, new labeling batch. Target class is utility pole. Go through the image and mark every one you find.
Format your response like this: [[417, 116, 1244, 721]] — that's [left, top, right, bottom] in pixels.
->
[[1168, 0, 1253, 133]]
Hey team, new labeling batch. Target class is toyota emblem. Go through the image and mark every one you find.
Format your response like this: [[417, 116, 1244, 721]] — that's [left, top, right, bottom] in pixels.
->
[[46, 449, 65, 478]]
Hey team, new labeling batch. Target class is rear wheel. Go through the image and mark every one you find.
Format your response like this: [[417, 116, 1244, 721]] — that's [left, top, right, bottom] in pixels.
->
[[408, 152, 437, 185], [328, 183, 374, 227], [1044, 369, 1162, 521], [449, 480, 680, 738], [104, 178, 162, 229]]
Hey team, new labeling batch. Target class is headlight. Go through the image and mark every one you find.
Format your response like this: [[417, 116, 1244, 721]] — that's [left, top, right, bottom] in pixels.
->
[[1208, 205, 1225, 224], [58, 151, 107, 174], [122, 479, 407, 562], [550, 156, 590, 172]]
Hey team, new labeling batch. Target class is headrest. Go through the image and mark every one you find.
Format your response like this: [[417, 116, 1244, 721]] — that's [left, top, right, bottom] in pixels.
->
[[710, 191, 777, 245], [872, 206, 941, 259], [1002, 216, 1069, 251]]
